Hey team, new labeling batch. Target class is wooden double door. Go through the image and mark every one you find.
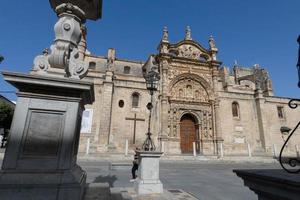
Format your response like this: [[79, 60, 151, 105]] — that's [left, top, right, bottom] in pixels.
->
[[180, 114, 198, 153]]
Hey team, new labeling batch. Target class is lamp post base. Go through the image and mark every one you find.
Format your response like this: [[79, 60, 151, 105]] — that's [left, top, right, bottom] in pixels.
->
[[134, 151, 164, 195]]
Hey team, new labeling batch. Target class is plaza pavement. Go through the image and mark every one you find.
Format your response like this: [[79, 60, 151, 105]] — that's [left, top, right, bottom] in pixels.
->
[[0, 150, 280, 200], [77, 156, 280, 200]]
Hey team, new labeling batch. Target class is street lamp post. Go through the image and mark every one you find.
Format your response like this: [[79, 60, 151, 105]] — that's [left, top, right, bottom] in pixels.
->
[[142, 62, 160, 151], [297, 35, 300, 88], [135, 58, 164, 194], [0, 55, 4, 64]]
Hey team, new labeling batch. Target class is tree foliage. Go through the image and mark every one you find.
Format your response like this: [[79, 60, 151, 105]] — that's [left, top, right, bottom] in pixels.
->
[[0, 102, 14, 129]]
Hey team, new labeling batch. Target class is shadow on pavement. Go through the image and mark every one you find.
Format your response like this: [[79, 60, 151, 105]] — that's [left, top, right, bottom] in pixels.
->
[[93, 175, 117, 187]]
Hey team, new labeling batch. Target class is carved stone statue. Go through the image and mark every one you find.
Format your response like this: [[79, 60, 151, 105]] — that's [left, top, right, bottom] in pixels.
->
[[209, 35, 216, 49], [209, 35, 218, 60], [185, 26, 192, 40], [107, 48, 116, 71], [162, 26, 169, 42]]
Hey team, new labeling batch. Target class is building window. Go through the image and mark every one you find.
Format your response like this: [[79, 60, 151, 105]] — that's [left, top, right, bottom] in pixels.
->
[[232, 102, 240, 118], [89, 61, 96, 69], [124, 66, 131, 74], [118, 100, 124, 108], [132, 93, 140, 107], [277, 106, 284, 119]]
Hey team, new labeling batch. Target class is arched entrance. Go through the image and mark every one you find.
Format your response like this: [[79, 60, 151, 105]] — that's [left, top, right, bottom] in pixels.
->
[[180, 114, 198, 153]]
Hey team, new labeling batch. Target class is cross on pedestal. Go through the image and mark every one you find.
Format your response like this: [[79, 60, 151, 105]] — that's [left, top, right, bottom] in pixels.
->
[[125, 113, 145, 144]]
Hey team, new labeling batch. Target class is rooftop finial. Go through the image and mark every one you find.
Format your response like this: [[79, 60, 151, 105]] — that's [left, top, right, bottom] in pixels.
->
[[162, 26, 169, 42], [234, 60, 238, 66], [209, 35, 216, 50], [185, 26, 192, 40]]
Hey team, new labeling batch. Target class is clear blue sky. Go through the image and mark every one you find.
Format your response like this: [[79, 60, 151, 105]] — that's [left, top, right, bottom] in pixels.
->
[[0, 0, 299, 101]]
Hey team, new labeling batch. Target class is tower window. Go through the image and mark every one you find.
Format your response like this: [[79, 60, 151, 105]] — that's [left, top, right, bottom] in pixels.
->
[[124, 66, 131, 74], [232, 102, 240, 118], [132, 93, 140, 107], [277, 106, 284, 119]]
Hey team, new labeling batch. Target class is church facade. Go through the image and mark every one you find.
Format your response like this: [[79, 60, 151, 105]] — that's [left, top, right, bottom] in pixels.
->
[[56, 27, 300, 156]]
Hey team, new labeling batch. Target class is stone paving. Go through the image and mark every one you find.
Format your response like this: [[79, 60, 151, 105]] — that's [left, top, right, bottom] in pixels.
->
[[0, 152, 279, 200], [77, 158, 280, 200]]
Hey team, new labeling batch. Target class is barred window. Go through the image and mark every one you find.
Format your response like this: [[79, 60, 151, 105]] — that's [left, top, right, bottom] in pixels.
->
[[132, 93, 140, 107], [232, 102, 240, 118]]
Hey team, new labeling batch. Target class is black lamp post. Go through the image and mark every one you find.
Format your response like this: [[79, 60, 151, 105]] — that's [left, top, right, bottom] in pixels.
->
[[0, 55, 4, 64], [142, 67, 160, 151], [297, 35, 300, 88]]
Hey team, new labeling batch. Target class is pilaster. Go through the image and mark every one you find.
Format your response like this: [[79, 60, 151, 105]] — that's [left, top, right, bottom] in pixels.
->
[[254, 88, 269, 153]]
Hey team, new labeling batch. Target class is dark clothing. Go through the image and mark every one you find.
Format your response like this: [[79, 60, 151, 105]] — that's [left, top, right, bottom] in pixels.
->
[[131, 153, 139, 179], [131, 163, 138, 179]]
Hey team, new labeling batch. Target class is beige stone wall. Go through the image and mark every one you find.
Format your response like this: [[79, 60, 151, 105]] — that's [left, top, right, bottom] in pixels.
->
[[218, 92, 260, 156], [109, 81, 150, 151], [263, 97, 300, 156]]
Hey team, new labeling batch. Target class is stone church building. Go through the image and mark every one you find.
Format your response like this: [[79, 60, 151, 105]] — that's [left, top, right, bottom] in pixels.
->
[[48, 27, 299, 156]]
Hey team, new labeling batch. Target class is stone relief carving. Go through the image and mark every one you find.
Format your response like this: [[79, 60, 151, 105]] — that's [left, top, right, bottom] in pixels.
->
[[168, 68, 180, 80], [178, 45, 202, 60], [170, 79, 209, 102], [199, 110, 213, 139]]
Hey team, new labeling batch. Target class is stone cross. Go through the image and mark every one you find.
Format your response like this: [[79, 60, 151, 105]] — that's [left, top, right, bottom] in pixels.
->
[[125, 113, 145, 144]]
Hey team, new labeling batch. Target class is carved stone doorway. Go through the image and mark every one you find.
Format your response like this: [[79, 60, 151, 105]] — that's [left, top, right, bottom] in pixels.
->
[[180, 114, 198, 154]]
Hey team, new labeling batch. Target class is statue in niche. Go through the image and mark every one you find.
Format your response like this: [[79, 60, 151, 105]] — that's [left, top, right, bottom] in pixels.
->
[[195, 90, 200, 99], [179, 89, 184, 98], [186, 85, 192, 98]]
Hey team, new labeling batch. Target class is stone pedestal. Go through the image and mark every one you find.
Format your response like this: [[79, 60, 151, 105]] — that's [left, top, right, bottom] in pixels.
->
[[134, 151, 163, 195], [0, 71, 94, 200], [234, 169, 300, 200]]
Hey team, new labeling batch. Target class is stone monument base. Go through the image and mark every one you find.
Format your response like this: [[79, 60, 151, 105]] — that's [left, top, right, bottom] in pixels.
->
[[134, 180, 163, 195], [0, 72, 94, 200], [0, 165, 86, 200]]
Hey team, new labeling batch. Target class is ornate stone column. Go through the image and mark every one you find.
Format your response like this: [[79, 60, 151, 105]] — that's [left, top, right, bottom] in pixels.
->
[[159, 59, 170, 146], [157, 27, 170, 151], [211, 60, 223, 156]]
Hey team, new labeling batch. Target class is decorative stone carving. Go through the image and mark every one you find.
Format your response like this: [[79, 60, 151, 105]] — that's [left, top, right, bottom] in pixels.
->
[[107, 48, 116, 71], [162, 26, 169, 42], [199, 110, 212, 139], [33, 3, 90, 79], [209, 35, 218, 61], [209, 35, 216, 50], [178, 44, 201, 60], [185, 26, 192, 40], [170, 78, 209, 102], [33, 51, 50, 73]]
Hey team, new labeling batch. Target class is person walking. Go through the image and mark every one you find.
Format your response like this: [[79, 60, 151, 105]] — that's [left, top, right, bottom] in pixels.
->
[[130, 147, 140, 182]]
